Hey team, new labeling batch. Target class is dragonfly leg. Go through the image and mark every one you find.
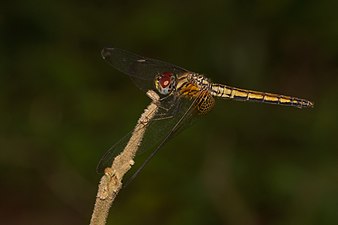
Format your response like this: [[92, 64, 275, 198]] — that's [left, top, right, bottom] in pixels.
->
[[153, 115, 174, 121]]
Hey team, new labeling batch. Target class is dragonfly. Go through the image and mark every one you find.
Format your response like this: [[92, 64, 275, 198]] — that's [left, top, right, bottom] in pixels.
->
[[98, 48, 313, 180]]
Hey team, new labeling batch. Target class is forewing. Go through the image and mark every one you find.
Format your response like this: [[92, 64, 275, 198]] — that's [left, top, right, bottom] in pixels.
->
[[101, 48, 188, 92]]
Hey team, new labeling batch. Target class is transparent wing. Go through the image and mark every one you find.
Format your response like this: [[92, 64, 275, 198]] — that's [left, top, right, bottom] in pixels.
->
[[96, 93, 200, 179], [98, 47, 203, 182], [101, 48, 188, 92]]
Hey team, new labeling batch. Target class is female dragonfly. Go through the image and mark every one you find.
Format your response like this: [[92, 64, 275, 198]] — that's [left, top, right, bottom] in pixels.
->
[[98, 48, 313, 179]]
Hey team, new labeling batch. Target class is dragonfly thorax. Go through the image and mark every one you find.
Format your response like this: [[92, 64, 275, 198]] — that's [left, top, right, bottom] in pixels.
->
[[188, 73, 212, 90]]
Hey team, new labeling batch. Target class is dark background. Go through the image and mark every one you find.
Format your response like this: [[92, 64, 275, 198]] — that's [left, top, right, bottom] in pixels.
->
[[1, 1, 338, 225]]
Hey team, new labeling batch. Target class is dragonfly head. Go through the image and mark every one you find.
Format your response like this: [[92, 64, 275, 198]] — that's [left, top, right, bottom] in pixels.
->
[[154, 72, 176, 95]]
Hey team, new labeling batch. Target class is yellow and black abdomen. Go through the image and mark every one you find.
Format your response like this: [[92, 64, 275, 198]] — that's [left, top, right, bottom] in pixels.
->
[[211, 84, 314, 109]]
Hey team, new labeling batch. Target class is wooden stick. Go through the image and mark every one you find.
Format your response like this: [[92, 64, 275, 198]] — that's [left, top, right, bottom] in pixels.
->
[[89, 90, 160, 225]]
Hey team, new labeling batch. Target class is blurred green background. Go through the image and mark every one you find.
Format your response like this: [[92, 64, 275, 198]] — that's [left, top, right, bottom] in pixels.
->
[[1, 0, 338, 225]]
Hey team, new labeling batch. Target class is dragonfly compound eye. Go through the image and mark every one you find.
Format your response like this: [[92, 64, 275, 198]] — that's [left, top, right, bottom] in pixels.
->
[[155, 72, 176, 95]]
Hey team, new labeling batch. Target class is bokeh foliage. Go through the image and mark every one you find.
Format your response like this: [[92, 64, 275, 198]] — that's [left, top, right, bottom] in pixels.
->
[[1, 0, 338, 224]]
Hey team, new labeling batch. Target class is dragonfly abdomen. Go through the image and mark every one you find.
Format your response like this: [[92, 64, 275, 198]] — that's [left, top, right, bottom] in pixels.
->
[[211, 84, 314, 108]]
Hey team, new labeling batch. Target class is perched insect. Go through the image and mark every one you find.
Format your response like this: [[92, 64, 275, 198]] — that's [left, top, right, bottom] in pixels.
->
[[98, 48, 313, 180]]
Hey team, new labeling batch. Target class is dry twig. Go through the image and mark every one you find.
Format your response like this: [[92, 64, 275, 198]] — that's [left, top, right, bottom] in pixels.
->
[[89, 90, 160, 225]]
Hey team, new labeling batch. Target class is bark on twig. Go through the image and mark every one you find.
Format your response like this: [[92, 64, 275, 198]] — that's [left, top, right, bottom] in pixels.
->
[[89, 90, 160, 225]]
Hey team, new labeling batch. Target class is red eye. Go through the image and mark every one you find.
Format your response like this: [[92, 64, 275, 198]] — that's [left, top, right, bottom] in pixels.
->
[[159, 72, 173, 88]]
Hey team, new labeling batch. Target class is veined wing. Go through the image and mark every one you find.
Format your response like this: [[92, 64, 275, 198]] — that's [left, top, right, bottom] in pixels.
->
[[101, 48, 188, 92], [97, 92, 200, 181]]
